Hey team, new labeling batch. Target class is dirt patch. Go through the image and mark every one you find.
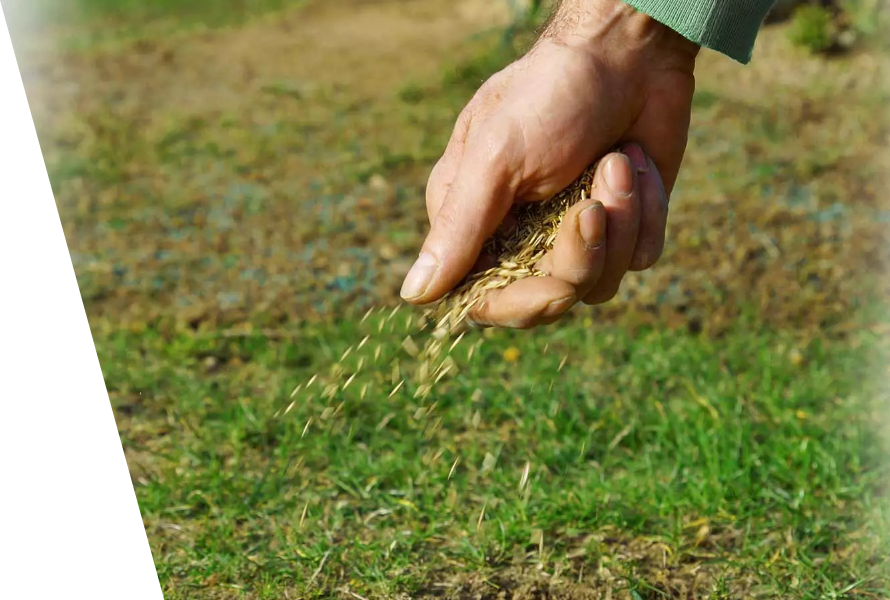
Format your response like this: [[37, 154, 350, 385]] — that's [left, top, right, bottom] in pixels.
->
[[416, 528, 757, 600], [20, 0, 513, 121]]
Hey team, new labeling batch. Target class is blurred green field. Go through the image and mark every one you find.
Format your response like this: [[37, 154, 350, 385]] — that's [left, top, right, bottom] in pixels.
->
[[11, 0, 890, 597]]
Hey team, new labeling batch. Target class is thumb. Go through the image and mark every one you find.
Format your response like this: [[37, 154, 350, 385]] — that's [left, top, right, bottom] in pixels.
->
[[400, 142, 517, 305]]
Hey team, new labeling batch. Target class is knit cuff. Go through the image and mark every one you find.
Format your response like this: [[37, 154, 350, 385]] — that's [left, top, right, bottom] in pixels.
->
[[620, 0, 777, 64]]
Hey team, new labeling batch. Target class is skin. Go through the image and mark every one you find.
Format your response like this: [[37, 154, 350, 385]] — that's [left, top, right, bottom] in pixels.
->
[[400, 0, 701, 328]]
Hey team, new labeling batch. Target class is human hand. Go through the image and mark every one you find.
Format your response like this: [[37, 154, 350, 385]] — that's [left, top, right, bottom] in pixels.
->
[[400, 0, 700, 328]]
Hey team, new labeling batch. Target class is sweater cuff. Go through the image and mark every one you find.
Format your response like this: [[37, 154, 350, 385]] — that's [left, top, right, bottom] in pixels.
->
[[620, 0, 777, 64]]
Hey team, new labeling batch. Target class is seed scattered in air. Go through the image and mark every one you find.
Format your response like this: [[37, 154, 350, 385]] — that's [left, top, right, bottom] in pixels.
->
[[519, 462, 531, 491], [389, 380, 405, 398], [299, 501, 309, 529], [401, 336, 420, 358], [343, 372, 357, 389], [448, 332, 466, 354], [448, 457, 460, 480]]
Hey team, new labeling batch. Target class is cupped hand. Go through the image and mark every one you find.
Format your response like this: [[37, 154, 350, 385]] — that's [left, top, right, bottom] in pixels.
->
[[400, 0, 699, 328]]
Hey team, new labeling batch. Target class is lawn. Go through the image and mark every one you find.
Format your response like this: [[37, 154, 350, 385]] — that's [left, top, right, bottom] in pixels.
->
[[11, 0, 890, 597]]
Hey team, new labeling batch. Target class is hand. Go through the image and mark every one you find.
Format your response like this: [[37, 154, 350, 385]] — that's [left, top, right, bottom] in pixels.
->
[[400, 0, 699, 328]]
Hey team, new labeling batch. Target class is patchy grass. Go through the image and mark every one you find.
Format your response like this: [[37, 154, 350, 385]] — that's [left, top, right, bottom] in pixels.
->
[[108, 316, 889, 599]]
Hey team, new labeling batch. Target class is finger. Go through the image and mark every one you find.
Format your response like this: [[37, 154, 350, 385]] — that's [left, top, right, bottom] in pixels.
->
[[534, 198, 607, 298], [466, 276, 577, 329], [628, 151, 669, 271], [425, 105, 473, 221], [400, 127, 520, 305], [626, 76, 693, 197], [581, 152, 642, 306]]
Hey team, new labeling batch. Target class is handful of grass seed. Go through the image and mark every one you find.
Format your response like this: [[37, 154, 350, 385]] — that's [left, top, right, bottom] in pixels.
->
[[424, 161, 599, 337], [284, 162, 599, 411]]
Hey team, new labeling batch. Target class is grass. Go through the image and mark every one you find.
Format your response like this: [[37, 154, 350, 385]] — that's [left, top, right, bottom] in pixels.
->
[[108, 315, 889, 598], [14, 0, 890, 597]]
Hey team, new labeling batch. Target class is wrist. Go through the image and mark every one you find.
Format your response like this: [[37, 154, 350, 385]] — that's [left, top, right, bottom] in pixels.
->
[[540, 0, 699, 71]]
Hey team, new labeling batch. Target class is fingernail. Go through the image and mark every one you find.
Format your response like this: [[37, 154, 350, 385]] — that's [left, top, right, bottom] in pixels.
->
[[579, 202, 605, 249], [542, 294, 575, 319], [604, 154, 634, 197], [400, 252, 437, 300], [620, 143, 649, 173]]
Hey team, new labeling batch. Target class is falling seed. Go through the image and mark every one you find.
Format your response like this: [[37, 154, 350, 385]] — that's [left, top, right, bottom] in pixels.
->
[[284, 400, 297, 415], [401, 336, 420, 357], [343, 372, 357, 390], [356, 357, 365, 372], [360, 307, 374, 324], [339, 346, 353, 362], [448, 457, 460, 480], [307, 374, 318, 388], [418, 358, 431, 381], [389, 380, 405, 398], [378, 319, 385, 333], [558, 354, 568, 372], [448, 332, 466, 354], [519, 462, 530, 491], [299, 501, 309, 529], [358, 335, 370, 350], [374, 345, 382, 362], [434, 364, 452, 384], [360, 383, 368, 400], [289, 383, 303, 399], [388, 305, 401, 321], [301, 418, 312, 438], [477, 501, 487, 530], [376, 413, 395, 431]]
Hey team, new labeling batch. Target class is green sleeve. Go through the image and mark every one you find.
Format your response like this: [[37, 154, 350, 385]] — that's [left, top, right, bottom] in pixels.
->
[[620, 0, 778, 64]]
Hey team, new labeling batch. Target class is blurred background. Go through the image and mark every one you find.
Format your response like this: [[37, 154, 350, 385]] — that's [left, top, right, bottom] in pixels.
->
[[4, 0, 890, 598]]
